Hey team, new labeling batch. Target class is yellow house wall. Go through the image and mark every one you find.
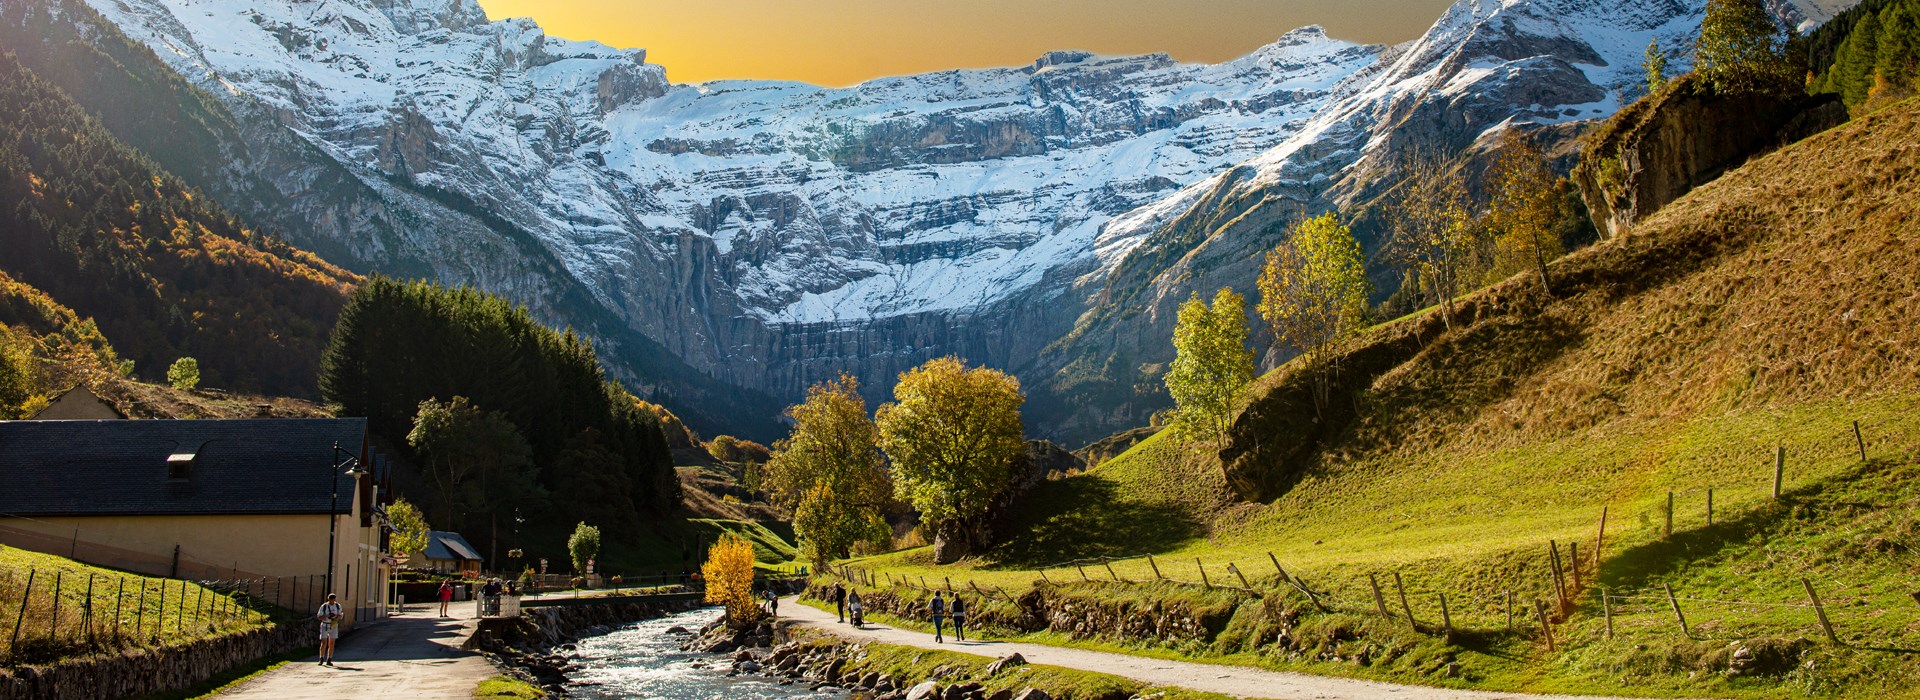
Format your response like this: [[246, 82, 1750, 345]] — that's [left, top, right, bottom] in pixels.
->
[[1, 509, 389, 627]]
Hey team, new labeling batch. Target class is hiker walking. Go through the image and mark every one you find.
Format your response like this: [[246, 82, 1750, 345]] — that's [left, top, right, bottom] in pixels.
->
[[950, 594, 968, 641], [928, 591, 947, 643], [316, 593, 344, 666], [764, 587, 779, 618], [833, 582, 847, 623], [848, 590, 864, 628], [436, 580, 453, 617]]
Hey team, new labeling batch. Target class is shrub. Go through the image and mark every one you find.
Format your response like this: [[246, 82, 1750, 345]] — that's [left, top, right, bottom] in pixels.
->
[[703, 532, 763, 627]]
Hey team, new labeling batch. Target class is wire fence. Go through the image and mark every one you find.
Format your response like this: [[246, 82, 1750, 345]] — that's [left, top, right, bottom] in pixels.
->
[[816, 420, 1907, 648], [0, 568, 304, 666]]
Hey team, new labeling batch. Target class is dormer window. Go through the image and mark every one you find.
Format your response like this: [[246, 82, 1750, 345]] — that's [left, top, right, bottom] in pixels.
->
[[167, 450, 198, 480]]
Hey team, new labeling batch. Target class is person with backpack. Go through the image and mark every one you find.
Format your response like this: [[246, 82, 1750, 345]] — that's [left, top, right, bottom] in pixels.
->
[[848, 590, 865, 628], [950, 594, 968, 641], [833, 582, 847, 623], [316, 593, 344, 666], [928, 591, 947, 643]]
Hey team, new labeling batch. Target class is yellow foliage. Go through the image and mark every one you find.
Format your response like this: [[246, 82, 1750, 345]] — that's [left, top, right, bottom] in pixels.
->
[[702, 532, 763, 627]]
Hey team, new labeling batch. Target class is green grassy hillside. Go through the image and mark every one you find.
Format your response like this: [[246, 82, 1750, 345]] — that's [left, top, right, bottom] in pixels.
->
[[841, 98, 1920, 697]]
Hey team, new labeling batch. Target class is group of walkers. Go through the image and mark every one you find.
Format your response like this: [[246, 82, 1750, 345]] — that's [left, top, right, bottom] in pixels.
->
[[826, 582, 970, 643]]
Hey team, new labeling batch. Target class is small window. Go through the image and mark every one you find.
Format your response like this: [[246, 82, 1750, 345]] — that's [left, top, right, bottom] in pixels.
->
[[166, 452, 196, 480]]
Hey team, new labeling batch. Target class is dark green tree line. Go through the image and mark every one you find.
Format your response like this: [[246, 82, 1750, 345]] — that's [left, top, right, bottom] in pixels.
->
[[319, 277, 679, 560]]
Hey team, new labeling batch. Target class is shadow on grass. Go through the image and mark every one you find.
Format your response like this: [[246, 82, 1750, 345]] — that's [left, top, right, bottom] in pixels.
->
[[986, 475, 1203, 568], [1598, 459, 1894, 591]]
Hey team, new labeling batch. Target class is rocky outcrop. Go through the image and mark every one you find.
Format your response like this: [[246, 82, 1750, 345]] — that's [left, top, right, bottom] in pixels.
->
[[1575, 75, 1848, 238], [1074, 426, 1161, 468], [0, 620, 314, 700]]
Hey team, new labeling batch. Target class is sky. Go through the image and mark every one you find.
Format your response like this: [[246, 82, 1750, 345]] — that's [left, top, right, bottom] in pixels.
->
[[475, 0, 1456, 87]]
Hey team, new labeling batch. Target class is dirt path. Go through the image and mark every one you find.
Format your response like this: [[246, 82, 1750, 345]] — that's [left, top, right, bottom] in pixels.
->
[[780, 597, 1647, 700], [215, 606, 495, 699]]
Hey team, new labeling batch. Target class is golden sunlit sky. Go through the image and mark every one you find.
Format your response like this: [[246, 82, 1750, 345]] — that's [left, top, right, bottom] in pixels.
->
[[475, 0, 1456, 87]]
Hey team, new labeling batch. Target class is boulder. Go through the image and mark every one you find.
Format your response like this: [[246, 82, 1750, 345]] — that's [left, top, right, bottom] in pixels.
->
[[1012, 690, 1052, 700], [905, 680, 943, 700], [984, 652, 1027, 676]]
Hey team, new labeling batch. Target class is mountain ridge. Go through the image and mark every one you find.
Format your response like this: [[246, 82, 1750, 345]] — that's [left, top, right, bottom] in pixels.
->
[[27, 0, 1853, 442]]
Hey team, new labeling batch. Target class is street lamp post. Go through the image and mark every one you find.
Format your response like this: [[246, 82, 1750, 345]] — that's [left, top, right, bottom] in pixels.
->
[[325, 441, 367, 598]]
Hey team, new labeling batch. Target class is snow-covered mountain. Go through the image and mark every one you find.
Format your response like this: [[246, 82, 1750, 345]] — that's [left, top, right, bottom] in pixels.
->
[[46, 0, 1847, 441]]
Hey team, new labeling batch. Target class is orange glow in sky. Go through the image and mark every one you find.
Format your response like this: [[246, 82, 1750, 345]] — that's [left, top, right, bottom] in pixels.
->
[[475, 0, 1454, 86]]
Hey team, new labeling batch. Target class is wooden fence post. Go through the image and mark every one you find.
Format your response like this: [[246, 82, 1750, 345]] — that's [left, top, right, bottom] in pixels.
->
[[1548, 542, 1568, 611], [1505, 589, 1515, 632], [1038, 571, 1052, 585], [1664, 491, 1674, 539], [1369, 574, 1391, 617], [1102, 558, 1121, 582], [1229, 563, 1251, 590], [1438, 593, 1454, 641], [84, 574, 96, 645], [136, 579, 149, 641], [1662, 582, 1690, 638], [1196, 560, 1212, 589], [1534, 598, 1556, 651], [1393, 572, 1416, 628], [944, 577, 953, 593], [1707, 488, 1714, 526], [113, 577, 125, 640], [1802, 578, 1839, 644], [1594, 506, 1608, 571], [1569, 542, 1580, 593], [1854, 420, 1866, 461], [1602, 588, 1614, 640], [48, 571, 63, 641], [1147, 555, 1163, 580], [1076, 565, 1089, 582], [1267, 552, 1289, 583], [1774, 445, 1786, 498], [9, 569, 34, 658]]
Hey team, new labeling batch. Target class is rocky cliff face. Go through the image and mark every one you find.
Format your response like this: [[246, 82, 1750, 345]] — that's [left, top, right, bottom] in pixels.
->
[[50, 0, 1852, 443], [1575, 76, 1847, 237]]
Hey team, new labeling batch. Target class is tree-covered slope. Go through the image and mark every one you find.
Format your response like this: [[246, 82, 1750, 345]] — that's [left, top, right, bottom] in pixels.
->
[[0, 51, 355, 396]]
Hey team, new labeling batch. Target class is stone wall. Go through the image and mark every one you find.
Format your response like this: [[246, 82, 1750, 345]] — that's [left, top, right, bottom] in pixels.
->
[[806, 580, 1244, 647], [0, 620, 314, 700]]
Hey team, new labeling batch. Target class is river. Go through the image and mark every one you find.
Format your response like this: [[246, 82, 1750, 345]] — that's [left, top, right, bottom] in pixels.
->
[[566, 606, 844, 700]]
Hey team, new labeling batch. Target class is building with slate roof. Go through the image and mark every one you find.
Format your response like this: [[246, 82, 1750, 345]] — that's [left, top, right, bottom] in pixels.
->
[[0, 418, 392, 628], [420, 530, 483, 576]]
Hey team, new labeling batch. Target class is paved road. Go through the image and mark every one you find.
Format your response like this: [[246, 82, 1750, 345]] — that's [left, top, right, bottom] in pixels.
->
[[216, 606, 495, 699], [780, 597, 1648, 700]]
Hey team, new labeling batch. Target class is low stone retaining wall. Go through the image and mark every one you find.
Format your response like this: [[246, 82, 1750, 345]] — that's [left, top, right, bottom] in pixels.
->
[[805, 580, 1244, 646], [0, 620, 314, 700]]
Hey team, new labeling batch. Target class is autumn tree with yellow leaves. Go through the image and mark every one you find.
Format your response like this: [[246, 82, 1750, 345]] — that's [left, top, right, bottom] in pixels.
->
[[764, 374, 893, 566], [1257, 213, 1372, 419], [703, 532, 763, 628]]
